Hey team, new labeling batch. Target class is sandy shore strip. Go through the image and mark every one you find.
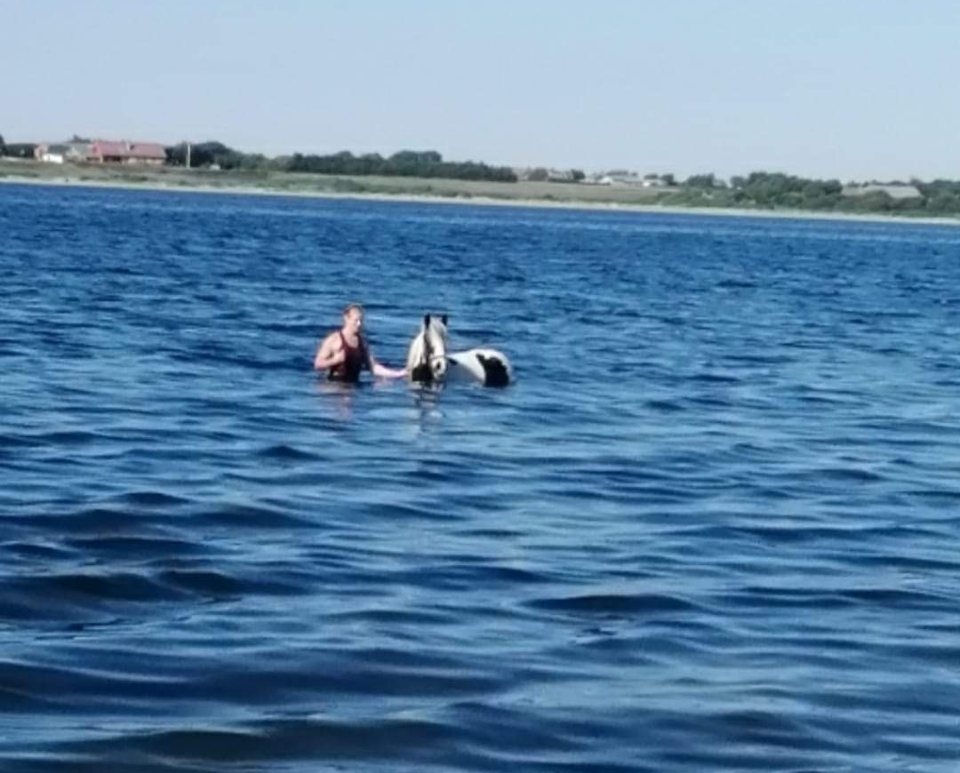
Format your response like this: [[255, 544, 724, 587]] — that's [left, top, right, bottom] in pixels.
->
[[2, 173, 959, 228]]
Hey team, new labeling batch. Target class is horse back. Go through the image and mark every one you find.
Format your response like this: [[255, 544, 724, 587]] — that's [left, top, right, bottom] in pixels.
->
[[448, 348, 512, 387]]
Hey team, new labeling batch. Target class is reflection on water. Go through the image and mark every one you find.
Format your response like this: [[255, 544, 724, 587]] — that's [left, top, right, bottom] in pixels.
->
[[314, 378, 361, 421], [408, 383, 447, 436], [314, 377, 449, 428]]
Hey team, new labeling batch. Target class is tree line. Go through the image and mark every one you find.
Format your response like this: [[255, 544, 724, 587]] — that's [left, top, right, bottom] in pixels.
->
[[0, 133, 40, 159], [164, 143, 517, 182], [0, 137, 517, 183], [650, 171, 960, 217]]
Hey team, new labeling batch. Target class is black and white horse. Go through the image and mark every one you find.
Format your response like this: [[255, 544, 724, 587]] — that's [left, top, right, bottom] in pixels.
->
[[406, 314, 512, 387], [406, 313, 450, 384]]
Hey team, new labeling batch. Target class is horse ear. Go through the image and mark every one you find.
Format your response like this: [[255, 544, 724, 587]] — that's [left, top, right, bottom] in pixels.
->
[[441, 314, 448, 326], [423, 313, 431, 327]]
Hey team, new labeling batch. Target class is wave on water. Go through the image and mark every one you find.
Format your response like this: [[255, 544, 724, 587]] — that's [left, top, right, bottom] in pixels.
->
[[3, 186, 960, 771]]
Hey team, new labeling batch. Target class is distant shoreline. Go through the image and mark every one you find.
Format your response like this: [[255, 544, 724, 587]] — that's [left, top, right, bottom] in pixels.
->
[[2, 169, 959, 229]]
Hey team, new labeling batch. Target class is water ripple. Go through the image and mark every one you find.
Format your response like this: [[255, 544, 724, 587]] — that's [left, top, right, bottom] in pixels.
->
[[3, 186, 960, 772]]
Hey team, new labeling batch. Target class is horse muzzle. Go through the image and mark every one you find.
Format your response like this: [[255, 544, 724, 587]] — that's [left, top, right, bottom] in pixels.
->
[[430, 355, 448, 379]]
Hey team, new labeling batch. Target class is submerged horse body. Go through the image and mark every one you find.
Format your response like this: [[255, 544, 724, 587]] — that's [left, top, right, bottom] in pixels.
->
[[406, 314, 512, 388], [446, 348, 512, 387]]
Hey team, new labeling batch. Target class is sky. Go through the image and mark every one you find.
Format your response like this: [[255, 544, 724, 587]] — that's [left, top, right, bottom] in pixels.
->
[[3, 0, 959, 182]]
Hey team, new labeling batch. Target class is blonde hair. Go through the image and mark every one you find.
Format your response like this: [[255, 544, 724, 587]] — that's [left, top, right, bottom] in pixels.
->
[[343, 303, 364, 318]]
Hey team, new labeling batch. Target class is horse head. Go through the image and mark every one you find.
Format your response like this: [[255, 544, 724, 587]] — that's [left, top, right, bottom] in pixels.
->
[[407, 313, 450, 383]]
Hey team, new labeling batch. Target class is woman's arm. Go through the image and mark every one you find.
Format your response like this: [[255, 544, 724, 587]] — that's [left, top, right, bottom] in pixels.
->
[[313, 334, 345, 371], [367, 346, 407, 379], [371, 360, 408, 379]]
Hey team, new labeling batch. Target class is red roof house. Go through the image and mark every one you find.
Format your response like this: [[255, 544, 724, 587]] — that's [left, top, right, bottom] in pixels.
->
[[89, 140, 167, 165]]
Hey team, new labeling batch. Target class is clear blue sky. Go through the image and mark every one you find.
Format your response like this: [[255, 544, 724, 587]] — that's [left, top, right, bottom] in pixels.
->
[[4, 0, 959, 181]]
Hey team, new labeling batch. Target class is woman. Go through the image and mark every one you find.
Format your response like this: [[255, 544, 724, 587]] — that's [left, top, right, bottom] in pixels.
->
[[313, 303, 406, 382]]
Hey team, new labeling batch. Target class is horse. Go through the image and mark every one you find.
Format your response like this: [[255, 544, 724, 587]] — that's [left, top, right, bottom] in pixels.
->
[[406, 313, 513, 387], [406, 313, 450, 385]]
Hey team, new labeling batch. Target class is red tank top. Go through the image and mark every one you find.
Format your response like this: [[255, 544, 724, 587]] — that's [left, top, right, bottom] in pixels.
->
[[328, 331, 368, 383]]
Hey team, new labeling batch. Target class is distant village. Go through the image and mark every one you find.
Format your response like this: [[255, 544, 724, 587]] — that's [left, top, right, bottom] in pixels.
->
[[32, 139, 167, 166], [1, 136, 932, 205], [510, 167, 923, 200], [16, 136, 685, 186]]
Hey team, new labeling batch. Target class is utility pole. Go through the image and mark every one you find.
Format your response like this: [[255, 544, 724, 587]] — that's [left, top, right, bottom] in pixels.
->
[[186, 141, 191, 170]]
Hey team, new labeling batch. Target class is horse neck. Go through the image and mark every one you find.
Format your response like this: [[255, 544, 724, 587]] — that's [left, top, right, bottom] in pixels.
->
[[406, 331, 429, 370]]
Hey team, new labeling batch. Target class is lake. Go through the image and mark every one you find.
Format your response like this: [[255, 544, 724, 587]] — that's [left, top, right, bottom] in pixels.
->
[[3, 183, 960, 772]]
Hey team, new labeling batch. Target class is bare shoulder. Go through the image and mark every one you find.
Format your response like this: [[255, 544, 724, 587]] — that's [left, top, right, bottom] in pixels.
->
[[320, 330, 342, 350]]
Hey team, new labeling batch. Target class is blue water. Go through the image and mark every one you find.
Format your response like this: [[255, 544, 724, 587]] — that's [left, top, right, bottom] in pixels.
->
[[3, 183, 960, 772]]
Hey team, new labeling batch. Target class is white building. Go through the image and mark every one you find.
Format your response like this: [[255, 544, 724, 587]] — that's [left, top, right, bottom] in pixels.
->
[[842, 183, 922, 200]]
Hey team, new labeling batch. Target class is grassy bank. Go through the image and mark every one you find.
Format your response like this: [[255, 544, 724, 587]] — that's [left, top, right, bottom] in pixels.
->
[[3, 159, 960, 227], [0, 159, 665, 205]]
